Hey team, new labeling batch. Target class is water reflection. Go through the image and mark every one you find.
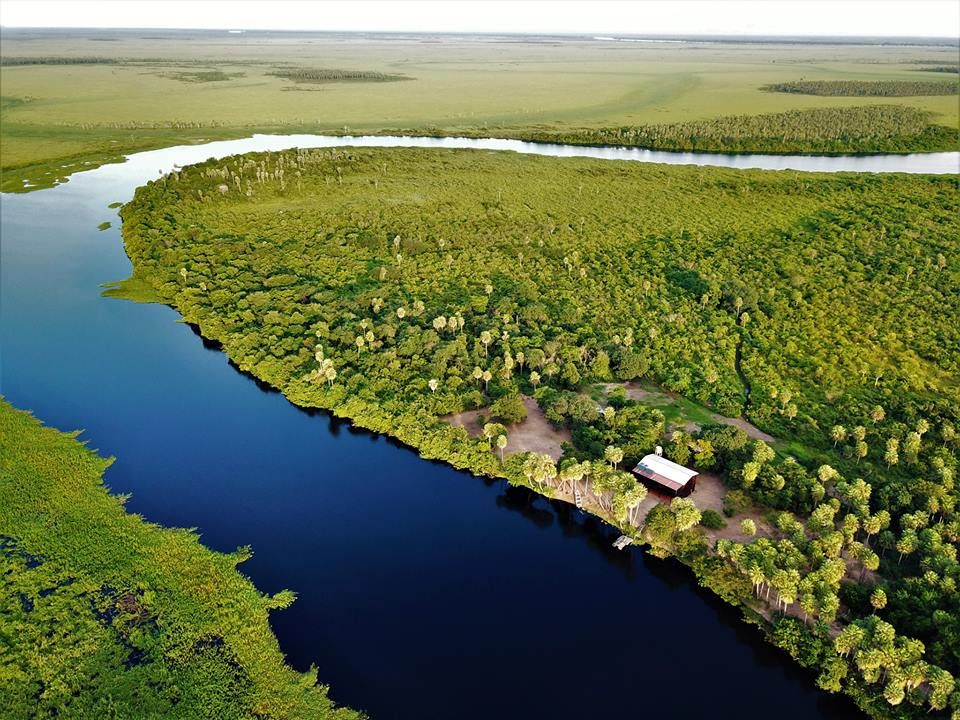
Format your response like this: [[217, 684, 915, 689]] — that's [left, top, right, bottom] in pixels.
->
[[111, 133, 959, 175]]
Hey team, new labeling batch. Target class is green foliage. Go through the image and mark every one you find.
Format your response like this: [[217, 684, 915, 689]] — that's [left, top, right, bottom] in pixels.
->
[[764, 80, 958, 97], [0, 398, 362, 720], [0, 55, 121, 65], [723, 489, 753, 517], [164, 70, 245, 83], [115, 146, 960, 720], [489, 393, 527, 424], [510, 106, 959, 154], [700, 508, 727, 530], [912, 66, 959, 74], [122, 147, 960, 453], [267, 68, 410, 84]]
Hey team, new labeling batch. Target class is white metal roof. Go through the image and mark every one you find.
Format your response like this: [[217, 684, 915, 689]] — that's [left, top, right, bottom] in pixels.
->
[[636, 454, 698, 486]]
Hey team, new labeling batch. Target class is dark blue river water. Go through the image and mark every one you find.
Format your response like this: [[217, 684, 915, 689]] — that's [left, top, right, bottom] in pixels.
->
[[0, 137, 881, 719]]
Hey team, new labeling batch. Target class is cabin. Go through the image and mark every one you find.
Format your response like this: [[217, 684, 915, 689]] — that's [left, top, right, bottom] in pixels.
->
[[631, 453, 698, 497]]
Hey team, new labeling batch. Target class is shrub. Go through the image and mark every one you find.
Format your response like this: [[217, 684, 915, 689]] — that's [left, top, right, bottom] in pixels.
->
[[490, 393, 528, 424], [700, 509, 727, 529], [722, 489, 752, 517]]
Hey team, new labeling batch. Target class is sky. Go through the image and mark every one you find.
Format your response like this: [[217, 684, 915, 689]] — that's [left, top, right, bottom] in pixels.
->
[[1, 0, 958, 38]]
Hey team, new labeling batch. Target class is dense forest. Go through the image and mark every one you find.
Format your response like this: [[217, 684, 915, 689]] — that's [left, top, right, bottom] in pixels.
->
[[763, 80, 958, 96], [116, 147, 959, 718], [421, 106, 959, 154], [0, 399, 363, 719]]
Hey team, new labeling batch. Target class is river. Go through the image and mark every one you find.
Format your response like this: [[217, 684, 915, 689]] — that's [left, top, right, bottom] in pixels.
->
[[8, 134, 948, 719]]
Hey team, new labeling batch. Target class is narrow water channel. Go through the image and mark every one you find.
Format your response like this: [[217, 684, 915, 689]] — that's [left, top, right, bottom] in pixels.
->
[[5, 134, 940, 718]]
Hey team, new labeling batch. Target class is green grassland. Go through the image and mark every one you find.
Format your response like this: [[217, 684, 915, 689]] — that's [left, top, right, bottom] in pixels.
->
[[0, 397, 363, 720], [1, 29, 958, 191], [115, 146, 960, 717]]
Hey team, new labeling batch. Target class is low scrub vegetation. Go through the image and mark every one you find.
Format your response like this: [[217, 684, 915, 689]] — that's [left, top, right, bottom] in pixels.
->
[[0, 56, 121, 65], [0, 398, 362, 720], [763, 80, 958, 96], [162, 70, 245, 83], [510, 106, 958, 154], [267, 68, 410, 84]]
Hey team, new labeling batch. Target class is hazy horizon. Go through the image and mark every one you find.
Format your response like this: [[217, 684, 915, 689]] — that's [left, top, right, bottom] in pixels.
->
[[1, 1, 958, 39], [1, 27, 958, 41]]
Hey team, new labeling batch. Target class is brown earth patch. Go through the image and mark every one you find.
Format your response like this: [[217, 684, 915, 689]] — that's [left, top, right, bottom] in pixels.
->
[[443, 395, 571, 460], [690, 472, 775, 542], [718, 415, 775, 443]]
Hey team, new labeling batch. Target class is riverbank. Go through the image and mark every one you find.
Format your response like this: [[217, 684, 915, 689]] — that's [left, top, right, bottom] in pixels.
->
[[4, 119, 960, 193], [0, 397, 364, 720]]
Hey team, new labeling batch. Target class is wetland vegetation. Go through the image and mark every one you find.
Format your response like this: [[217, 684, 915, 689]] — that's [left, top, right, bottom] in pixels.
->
[[489, 106, 959, 154], [2, 29, 958, 191], [267, 68, 410, 84], [115, 146, 960, 718], [763, 80, 959, 96], [0, 398, 362, 720]]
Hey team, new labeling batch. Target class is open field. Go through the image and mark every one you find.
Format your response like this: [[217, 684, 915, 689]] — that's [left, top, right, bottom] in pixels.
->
[[2, 29, 958, 190]]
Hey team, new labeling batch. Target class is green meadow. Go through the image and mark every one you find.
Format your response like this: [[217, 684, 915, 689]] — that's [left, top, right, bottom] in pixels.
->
[[1, 29, 958, 190]]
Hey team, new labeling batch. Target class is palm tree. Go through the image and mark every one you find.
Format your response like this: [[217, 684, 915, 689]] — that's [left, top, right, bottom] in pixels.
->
[[558, 460, 586, 495], [480, 330, 492, 357], [831, 425, 847, 447], [496, 434, 508, 462], [626, 483, 648, 525], [604, 445, 623, 469]]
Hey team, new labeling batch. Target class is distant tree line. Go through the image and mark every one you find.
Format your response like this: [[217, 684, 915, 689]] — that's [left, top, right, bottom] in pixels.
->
[[268, 68, 411, 84], [763, 80, 958, 96], [509, 106, 958, 154], [0, 56, 120, 65]]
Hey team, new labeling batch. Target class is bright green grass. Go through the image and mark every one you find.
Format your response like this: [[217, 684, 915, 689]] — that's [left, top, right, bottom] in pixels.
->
[[0, 397, 363, 720]]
